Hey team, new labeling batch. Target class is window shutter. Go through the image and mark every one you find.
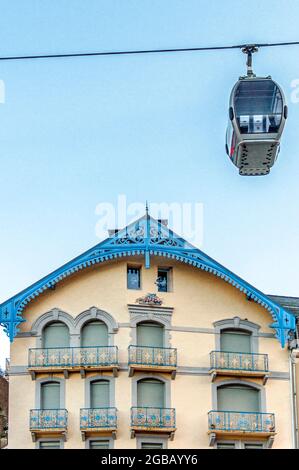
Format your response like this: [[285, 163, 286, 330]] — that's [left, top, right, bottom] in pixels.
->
[[220, 330, 251, 353], [137, 380, 165, 408], [43, 322, 69, 348], [81, 321, 108, 347], [90, 381, 110, 408], [217, 385, 259, 412], [137, 323, 164, 348], [41, 382, 60, 409]]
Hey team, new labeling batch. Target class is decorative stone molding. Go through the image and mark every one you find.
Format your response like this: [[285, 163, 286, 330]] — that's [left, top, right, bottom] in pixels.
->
[[213, 316, 261, 353], [128, 304, 173, 347], [30, 306, 118, 348]]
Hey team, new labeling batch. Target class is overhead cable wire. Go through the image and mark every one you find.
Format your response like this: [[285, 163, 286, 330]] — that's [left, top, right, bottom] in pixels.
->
[[0, 41, 299, 61]]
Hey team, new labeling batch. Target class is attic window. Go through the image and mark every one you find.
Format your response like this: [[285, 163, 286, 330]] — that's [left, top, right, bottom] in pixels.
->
[[127, 266, 141, 290]]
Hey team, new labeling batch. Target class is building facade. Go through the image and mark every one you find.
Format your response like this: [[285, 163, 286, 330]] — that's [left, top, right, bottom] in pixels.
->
[[0, 215, 297, 449]]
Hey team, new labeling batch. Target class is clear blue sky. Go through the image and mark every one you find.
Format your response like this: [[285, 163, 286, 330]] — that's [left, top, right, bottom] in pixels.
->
[[1, 0, 299, 368]]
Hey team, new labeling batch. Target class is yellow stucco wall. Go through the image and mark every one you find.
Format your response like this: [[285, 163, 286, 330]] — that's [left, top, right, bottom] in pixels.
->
[[7, 257, 292, 448]]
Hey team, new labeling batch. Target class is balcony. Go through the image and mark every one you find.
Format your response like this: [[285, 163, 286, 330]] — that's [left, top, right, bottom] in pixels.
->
[[209, 351, 269, 383], [131, 407, 176, 440], [28, 346, 119, 379], [208, 411, 275, 447], [30, 409, 68, 442], [80, 407, 117, 440], [128, 345, 177, 379]]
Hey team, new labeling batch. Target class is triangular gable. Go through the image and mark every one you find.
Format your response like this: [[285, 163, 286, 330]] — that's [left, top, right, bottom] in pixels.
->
[[0, 214, 295, 346]]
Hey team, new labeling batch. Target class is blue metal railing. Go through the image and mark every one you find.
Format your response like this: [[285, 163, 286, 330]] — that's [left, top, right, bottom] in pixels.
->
[[131, 407, 176, 429], [30, 409, 68, 430], [208, 410, 275, 433], [80, 407, 117, 429], [210, 351, 268, 372], [128, 345, 177, 367], [28, 346, 118, 368]]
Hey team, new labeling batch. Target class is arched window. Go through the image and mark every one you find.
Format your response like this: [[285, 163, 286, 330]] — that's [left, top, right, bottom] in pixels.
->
[[137, 379, 165, 408], [81, 321, 108, 347], [41, 382, 60, 409], [42, 322, 69, 348], [217, 384, 260, 412], [220, 329, 251, 353], [90, 380, 110, 408], [137, 322, 164, 348]]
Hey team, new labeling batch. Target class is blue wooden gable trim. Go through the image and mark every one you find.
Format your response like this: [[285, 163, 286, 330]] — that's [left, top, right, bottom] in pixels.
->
[[0, 214, 295, 347]]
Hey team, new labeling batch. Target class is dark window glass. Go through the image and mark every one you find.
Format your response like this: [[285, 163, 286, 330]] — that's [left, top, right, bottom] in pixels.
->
[[127, 267, 141, 289], [234, 80, 283, 134]]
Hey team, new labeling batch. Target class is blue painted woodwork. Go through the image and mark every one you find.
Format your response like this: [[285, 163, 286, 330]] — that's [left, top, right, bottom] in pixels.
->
[[0, 213, 295, 346]]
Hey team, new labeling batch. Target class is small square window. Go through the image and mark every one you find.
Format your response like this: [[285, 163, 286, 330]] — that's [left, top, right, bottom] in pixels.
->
[[156, 267, 172, 292], [127, 266, 141, 289]]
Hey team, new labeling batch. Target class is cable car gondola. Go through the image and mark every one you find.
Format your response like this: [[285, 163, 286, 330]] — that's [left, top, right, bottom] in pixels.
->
[[226, 46, 287, 176]]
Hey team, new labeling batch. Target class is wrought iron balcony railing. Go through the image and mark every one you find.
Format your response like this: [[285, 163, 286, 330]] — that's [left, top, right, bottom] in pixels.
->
[[210, 351, 269, 372], [128, 345, 177, 368], [30, 409, 68, 430], [28, 346, 118, 369], [80, 407, 117, 430], [208, 411, 275, 434], [131, 407, 176, 430]]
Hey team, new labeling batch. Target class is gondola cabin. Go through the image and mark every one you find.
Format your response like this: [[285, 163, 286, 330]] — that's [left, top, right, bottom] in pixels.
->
[[226, 77, 287, 176]]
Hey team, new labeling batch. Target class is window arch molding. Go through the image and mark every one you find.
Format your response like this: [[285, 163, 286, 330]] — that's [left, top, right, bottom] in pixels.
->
[[211, 378, 266, 412], [75, 307, 118, 346], [131, 374, 171, 408], [213, 316, 260, 353], [31, 309, 75, 348], [130, 315, 171, 347], [35, 376, 65, 408], [84, 374, 115, 408]]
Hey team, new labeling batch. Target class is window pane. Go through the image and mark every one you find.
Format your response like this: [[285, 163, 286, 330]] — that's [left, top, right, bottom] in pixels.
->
[[127, 267, 140, 289], [220, 330, 251, 353], [217, 385, 259, 412], [217, 443, 236, 449], [39, 441, 61, 449], [89, 440, 110, 449], [41, 382, 60, 409], [91, 381, 109, 408], [81, 321, 108, 347], [234, 80, 283, 134], [137, 379, 164, 408], [141, 442, 164, 449], [43, 322, 69, 348], [137, 323, 164, 347]]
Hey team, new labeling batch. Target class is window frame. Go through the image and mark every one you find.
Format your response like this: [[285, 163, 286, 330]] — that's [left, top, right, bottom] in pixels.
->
[[85, 437, 114, 449], [127, 265, 142, 290], [36, 438, 64, 449], [156, 267, 173, 293]]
